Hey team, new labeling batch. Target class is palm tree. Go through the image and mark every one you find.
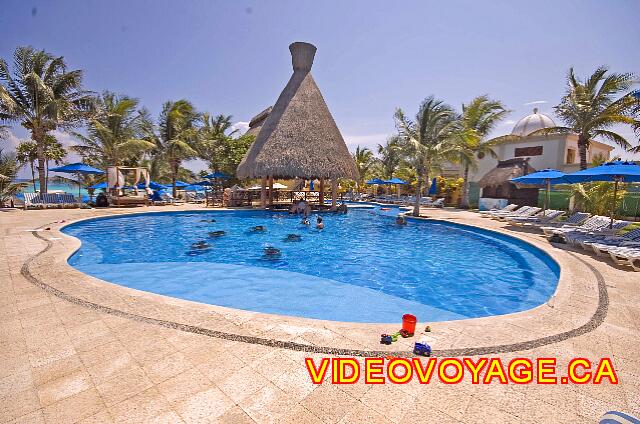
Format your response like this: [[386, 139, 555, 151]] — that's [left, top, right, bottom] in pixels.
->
[[352, 146, 376, 192], [197, 113, 240, 175], [395, 96, 459, 216], [156, 100, 200, 197], [71, 92, 155, 168], [454, 95, 510, 208], [530, 66, 639, 169], [376, 136, 401, 180], [0, 147, 26, 207], [0, 46, 93, 193], [15, 135, 66, 192]]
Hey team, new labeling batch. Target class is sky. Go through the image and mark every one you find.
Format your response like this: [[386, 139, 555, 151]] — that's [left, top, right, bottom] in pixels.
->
[[2, 0, 639, 178]]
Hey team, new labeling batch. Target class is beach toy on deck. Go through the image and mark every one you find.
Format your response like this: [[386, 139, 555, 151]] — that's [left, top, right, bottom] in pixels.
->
[[413, 342, 431, 356], [391, 332, 400, 342], [402, 314, 417, 334], [425, 326, 431, 332], [399, 329, 414, 338], [380, 334, 393, 345]]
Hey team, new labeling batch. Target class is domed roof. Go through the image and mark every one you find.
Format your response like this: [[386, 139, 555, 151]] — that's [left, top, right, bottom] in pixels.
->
[[511, 108, 556, 136]]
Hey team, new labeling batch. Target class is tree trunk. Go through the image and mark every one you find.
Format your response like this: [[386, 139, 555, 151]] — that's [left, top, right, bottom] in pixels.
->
[[171, 159, 178, 198], [33, 130, 47, 194], [413, 175, 422, 217], [460, 165, 470, 209], [578, 135, 589, 170], [30, 162, 36, 192]]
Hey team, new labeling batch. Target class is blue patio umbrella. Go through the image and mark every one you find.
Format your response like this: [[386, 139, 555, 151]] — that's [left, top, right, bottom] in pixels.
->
[[203, 171, 230, 179], [49, 162, 105, 198], [136, 181, 167, 190], [366, 178, 387, 185], [193, 180, 212, 186], [173, 180, 190, 188], [184, 185, 205, 191], [564, 161, 640, 227], [511, 169, 568, 214], [428, 178, 438, 196], [385, 177, 407, 185], [89, 182, 108, 190]]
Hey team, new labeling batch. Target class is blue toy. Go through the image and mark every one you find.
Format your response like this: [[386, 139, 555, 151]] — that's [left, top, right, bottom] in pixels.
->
[[413, 342, 431, 356], [380, 334, 393, 345]]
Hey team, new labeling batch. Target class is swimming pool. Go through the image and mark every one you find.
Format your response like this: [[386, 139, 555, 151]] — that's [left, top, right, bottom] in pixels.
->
[[62, 207, 560, 323]]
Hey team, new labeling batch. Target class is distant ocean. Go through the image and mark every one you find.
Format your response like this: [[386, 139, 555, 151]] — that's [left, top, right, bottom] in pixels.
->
[[15, 179, 90, 197]]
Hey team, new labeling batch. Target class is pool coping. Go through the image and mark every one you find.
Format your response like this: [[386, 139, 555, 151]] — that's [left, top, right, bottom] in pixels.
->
[[21, 206, 607, 357]]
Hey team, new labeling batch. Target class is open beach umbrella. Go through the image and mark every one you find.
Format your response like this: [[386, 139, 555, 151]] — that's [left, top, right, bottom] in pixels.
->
[[366, 178, 387, 185], [49, 162, 105, 198], [564, 161, 640, 227], [136, 181, 167, 190], [173, 180, 190, 188], [384, 177, 407, 197], [89, 182, 107, 190], [511, 169, 568, 215], [193, 180, 212, 186], [203, 171, 230, 179]]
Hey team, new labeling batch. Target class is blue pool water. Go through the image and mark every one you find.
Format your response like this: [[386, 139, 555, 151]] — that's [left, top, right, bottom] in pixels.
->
[[62, 207, 560, 323]]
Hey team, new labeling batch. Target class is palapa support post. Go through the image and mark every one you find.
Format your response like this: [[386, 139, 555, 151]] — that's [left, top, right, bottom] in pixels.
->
[[319, 178, 325, 205], [331, 179, 338, 207], [268, 176, 274, 206], [260, 176, 267, 209]]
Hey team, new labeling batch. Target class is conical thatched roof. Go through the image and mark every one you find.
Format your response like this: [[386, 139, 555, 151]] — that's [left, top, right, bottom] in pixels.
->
[[245, 106, 272, 137], [478, 158, 536, 188], [237, 42, 358, 180]]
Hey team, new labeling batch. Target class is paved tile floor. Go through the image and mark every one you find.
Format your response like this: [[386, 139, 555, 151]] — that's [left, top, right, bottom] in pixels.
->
[[1, 205, 638, 423]]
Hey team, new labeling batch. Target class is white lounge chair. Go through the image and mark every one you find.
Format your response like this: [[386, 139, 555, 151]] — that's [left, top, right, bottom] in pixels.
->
[[587, 228, 640, 256], [495, 207, 541, 221], [479, 204, 518, 216], [541, 215, 605, 236], [608, 247, 640, 271], [507, 210, 565, 226], [485, 205, 532, 218], [564, 220, 630, 245]]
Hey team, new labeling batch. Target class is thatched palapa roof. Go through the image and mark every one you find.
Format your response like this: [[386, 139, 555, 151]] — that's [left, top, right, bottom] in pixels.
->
[[245, 106, 272, 137], [237, 42, 358, 180], [478, 158, 536, 188]]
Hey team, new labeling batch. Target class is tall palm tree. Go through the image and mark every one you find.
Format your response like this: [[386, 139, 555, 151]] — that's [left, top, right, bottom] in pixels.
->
[[454, 95, 510, 208], [376, 136, 401, 180], [0, 147, 26, 207], [0, 46, 93, 193], [395, 96, 459, 216], [352, 146, 376, 192], [156, 100, 200, 197], [71, 92, 155, 168], [530, 66, 639, 169]]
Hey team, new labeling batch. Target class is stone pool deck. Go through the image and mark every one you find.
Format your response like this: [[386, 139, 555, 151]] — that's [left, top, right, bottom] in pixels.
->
[[0, 205, 638, 423]]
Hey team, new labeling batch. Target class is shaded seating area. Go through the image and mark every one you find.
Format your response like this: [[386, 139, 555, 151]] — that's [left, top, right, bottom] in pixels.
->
[[23, 192, 83, 209], [236, 42, 358, 209], [107, 166, 151, 207]]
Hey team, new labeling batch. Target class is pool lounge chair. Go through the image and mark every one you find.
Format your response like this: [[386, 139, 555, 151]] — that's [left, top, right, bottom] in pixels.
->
[[565, 220, 631, 245], [587, 228, 640, 256], [608, 247, 640, 271], [533, 212, 590, 230], [507, 210, 565, 226], [479, 204, 518, 216], [541, 215, 605, 236], [494, 207, 541, 221], [485, 205, 532, 218]]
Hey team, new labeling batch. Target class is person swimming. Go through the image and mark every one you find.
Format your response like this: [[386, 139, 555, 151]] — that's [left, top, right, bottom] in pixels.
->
[[396, 215, 407, 226], [316, 216, 324, 230], [191, 240, 211, 249], [208, 230, 226, 237], [263, 246, 281, 258], [284, 234, 302, 242], [200, 219, 216, 223], [250, 225, 266, 232]]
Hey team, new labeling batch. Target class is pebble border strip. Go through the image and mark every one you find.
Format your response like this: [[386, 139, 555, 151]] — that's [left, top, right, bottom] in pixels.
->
[[23, 229, 608, 357]]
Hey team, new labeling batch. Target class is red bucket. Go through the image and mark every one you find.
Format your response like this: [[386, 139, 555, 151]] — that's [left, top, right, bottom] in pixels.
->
[[402, 314, 417, 334]]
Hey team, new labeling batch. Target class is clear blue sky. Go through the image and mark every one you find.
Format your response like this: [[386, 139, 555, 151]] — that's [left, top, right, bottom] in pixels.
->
[[2, 0, 639, 177]]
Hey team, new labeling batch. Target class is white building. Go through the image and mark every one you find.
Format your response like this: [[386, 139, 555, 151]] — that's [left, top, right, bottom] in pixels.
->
[[443, 108, 614, 205]]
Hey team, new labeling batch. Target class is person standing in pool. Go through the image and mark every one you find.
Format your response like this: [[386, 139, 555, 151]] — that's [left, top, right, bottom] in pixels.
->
[[316, 216, 324, 230]]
